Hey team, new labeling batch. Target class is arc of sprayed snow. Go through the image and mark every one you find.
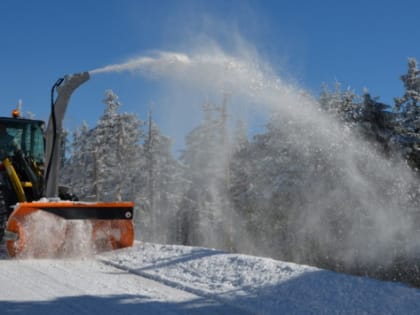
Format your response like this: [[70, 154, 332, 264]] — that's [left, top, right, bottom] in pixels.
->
[[89, 52, 192, 75]]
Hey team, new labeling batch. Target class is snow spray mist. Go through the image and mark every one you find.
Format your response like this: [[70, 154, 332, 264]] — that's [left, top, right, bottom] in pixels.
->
[[89, 46, 420, 272]]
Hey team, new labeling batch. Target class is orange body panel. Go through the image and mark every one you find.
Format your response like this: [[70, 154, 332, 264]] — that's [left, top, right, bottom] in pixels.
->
[[6, 201, 135, 258]]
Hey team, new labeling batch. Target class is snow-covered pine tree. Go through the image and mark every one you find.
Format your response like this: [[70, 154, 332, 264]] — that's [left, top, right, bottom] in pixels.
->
[[141, 109, 184, 243], [229, 113, 305, 259], [358, 92, 393, 153], [93, 90, 144, 202], [394, 58, 420, 117], [393, 58, 420, 169], [61, 90, 145, 203], [62, 122, 98, 199], [319, 82, 361, 124], [177, 101, 232, 249]]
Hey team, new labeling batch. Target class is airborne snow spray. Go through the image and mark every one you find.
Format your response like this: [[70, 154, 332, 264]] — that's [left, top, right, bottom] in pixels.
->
[[89, 46, 420, 273], [89, 53, 192, 76]]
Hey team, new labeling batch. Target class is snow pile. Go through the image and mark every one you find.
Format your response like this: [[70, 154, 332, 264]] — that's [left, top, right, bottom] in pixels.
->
[[100, 242, 420, 314]]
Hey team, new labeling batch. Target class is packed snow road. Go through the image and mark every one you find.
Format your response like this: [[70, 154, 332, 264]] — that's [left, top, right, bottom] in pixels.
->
[[0, 252, 244, 314], [2, 242, 420, 314]]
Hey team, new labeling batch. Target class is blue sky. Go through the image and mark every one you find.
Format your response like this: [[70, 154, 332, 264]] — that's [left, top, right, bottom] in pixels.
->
[[0, 0, 419, 149]]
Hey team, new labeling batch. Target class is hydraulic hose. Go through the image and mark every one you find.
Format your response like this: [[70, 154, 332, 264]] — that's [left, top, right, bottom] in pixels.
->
[[44, 77, 64, 196]]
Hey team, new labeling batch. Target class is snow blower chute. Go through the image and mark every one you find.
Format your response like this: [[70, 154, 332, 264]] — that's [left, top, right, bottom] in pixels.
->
[[0, 72, 134, 257]]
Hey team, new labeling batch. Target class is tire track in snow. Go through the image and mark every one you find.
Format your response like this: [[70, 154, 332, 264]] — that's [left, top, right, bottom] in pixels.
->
[[99, 258, 254, 315], [0, 255, 249, 315]]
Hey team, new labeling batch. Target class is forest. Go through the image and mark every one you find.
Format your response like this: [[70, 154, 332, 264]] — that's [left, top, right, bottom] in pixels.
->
[[61, 58, 420, 286]]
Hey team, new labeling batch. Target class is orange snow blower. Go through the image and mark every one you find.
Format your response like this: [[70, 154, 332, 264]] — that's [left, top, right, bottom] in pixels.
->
[[0, 72, 134, 258]]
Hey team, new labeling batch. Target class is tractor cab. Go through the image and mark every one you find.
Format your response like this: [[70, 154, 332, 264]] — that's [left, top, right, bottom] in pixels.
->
[[0, 115, 46, 204], [0, 116, 45, 163]]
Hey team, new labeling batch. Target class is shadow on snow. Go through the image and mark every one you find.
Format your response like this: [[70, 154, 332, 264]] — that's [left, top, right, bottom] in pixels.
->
[[3, 245, 420, 314], [2, 269, 420, 315]]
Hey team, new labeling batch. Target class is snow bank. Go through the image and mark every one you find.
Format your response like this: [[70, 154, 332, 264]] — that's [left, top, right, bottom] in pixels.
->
[[100, 242, 420, 314]]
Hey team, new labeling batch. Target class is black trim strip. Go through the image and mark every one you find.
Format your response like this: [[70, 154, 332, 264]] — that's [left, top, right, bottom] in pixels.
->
[[41, 206, 133, 220]]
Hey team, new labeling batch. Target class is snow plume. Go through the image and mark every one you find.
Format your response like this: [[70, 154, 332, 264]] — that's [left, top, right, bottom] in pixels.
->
[[89, 46, 284, 105], [90, 52, 192, 76], [90, 43, 420, 272]]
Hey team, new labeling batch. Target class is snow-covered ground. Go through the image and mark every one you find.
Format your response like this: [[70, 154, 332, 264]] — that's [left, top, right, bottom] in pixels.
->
[[1, 241, 420, 314]]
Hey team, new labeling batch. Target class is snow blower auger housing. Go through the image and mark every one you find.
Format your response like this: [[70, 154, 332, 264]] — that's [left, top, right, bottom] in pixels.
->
[[0, 72, 135, 258]]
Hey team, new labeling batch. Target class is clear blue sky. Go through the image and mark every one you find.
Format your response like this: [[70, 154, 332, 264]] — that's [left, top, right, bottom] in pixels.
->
[[0, 0, 419, 149]]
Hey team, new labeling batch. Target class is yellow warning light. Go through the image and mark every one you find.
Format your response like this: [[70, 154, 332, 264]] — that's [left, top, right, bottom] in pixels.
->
[[12, 109, 20, 118]]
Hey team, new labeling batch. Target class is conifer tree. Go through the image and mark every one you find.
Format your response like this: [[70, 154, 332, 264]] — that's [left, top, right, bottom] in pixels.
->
[[93, 90, 144, 201], [142, 109, 184, 243], [177, 101, 232, 248], [394, 58, 420, 117], [62, 122, 97, 199], [393, 58, 420, 168]]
